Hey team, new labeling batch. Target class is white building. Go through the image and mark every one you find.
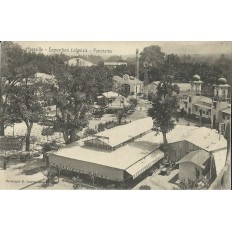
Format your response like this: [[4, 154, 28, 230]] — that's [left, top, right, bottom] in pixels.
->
[[183, 75, 231, 126], [67, 58, 94, 67], [112, 74, 143, 96]]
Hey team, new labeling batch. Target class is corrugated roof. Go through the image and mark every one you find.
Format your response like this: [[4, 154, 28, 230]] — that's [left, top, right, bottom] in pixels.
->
[[177, 150, 210, 168]]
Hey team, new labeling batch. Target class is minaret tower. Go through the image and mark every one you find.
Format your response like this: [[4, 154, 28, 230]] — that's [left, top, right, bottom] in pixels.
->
[[214, 77, 230, 102], [191, 74, 203, 95]]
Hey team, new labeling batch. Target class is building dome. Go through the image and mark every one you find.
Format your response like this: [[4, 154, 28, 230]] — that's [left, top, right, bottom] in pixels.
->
[[217, 77, 227, 85], [193, 74, 201, 81]]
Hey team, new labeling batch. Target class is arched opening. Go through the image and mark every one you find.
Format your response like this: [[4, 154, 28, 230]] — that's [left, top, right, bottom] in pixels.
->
[[121, 84, 130, 95]]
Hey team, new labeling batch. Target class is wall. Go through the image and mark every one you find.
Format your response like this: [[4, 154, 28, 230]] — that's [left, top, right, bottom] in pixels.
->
[[178, 162, 199, 182], [49, 154, 125, 182], [168, 141, 201, 162]]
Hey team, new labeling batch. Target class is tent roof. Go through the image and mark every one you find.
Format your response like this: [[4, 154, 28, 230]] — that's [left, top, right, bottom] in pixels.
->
[[177, 150, 210, 168]]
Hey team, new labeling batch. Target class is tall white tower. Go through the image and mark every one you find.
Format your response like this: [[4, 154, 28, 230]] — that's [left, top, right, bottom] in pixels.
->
[[214, 77, 230, 101], [191, 74, 203, 95]]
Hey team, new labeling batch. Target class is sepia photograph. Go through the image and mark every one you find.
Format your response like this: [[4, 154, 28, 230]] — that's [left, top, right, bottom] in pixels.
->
[[0, 41, 231, 190]]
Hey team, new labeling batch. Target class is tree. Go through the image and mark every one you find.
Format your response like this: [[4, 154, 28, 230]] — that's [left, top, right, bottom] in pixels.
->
[[8, 64, 45, 151], [84, 127, 97, 137], [0, 42, 26, 136], [148, 75, 179, 146], [116, 107, 128, 125], [139, 45, 165, 82], [52, 64, 89, 144]]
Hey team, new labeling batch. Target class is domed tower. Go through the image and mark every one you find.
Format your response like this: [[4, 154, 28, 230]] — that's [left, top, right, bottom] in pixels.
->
[[214, 77, 230, 101], [191, 74, 203, 95]]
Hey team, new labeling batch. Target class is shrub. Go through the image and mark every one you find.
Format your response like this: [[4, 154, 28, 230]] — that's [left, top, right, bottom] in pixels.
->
[[41, 127, 55, 142], [98, 122, 105, 131], [129, 98, 138, 107], [84, 128, 97, 136], [139, 185, 151, 190]]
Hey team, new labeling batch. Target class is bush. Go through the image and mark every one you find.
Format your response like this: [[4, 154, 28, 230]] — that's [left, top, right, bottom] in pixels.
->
[[129, 98, 138, 107], [84, 128, 97, 136], [42, 141, 58, 152], [98, 122, 105, 131], [139, 185, 151, 190]]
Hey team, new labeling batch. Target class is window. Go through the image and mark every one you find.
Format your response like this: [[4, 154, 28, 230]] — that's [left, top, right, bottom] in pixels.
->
[[203, 111, 205, 114], [195, 106, 198, 111]]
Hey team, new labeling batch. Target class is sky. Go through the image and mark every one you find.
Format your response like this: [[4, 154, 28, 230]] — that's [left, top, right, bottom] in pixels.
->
[[16, 41, 232, 57]]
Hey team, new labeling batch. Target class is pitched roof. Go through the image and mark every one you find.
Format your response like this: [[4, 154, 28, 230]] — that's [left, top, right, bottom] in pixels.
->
[[113, 76, 123, 82], [54, 129, 160, 170], [102, 91, 120, 98], [86, 117, 153, 148], [177, 150, 210, 168]]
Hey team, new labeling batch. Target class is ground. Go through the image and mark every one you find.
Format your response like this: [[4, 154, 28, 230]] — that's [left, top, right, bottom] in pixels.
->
[[0, 156, 45, 189], [133, 169, 179, 190]]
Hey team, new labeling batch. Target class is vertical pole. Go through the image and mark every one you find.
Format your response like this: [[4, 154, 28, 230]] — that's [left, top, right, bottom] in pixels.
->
[[136, 49, 139, 80], [211, 98, 214, 129]]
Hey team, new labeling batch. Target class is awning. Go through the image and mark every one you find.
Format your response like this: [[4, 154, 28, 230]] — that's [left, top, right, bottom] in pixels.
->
[[213, 149, 227, 176], [126, 149, 164, 179]]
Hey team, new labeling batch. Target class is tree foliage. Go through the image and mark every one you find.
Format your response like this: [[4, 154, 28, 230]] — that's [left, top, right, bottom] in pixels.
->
[[8, 64, 45, 150], [51, 63, 89, 144], [148, 75, 179, 145]]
